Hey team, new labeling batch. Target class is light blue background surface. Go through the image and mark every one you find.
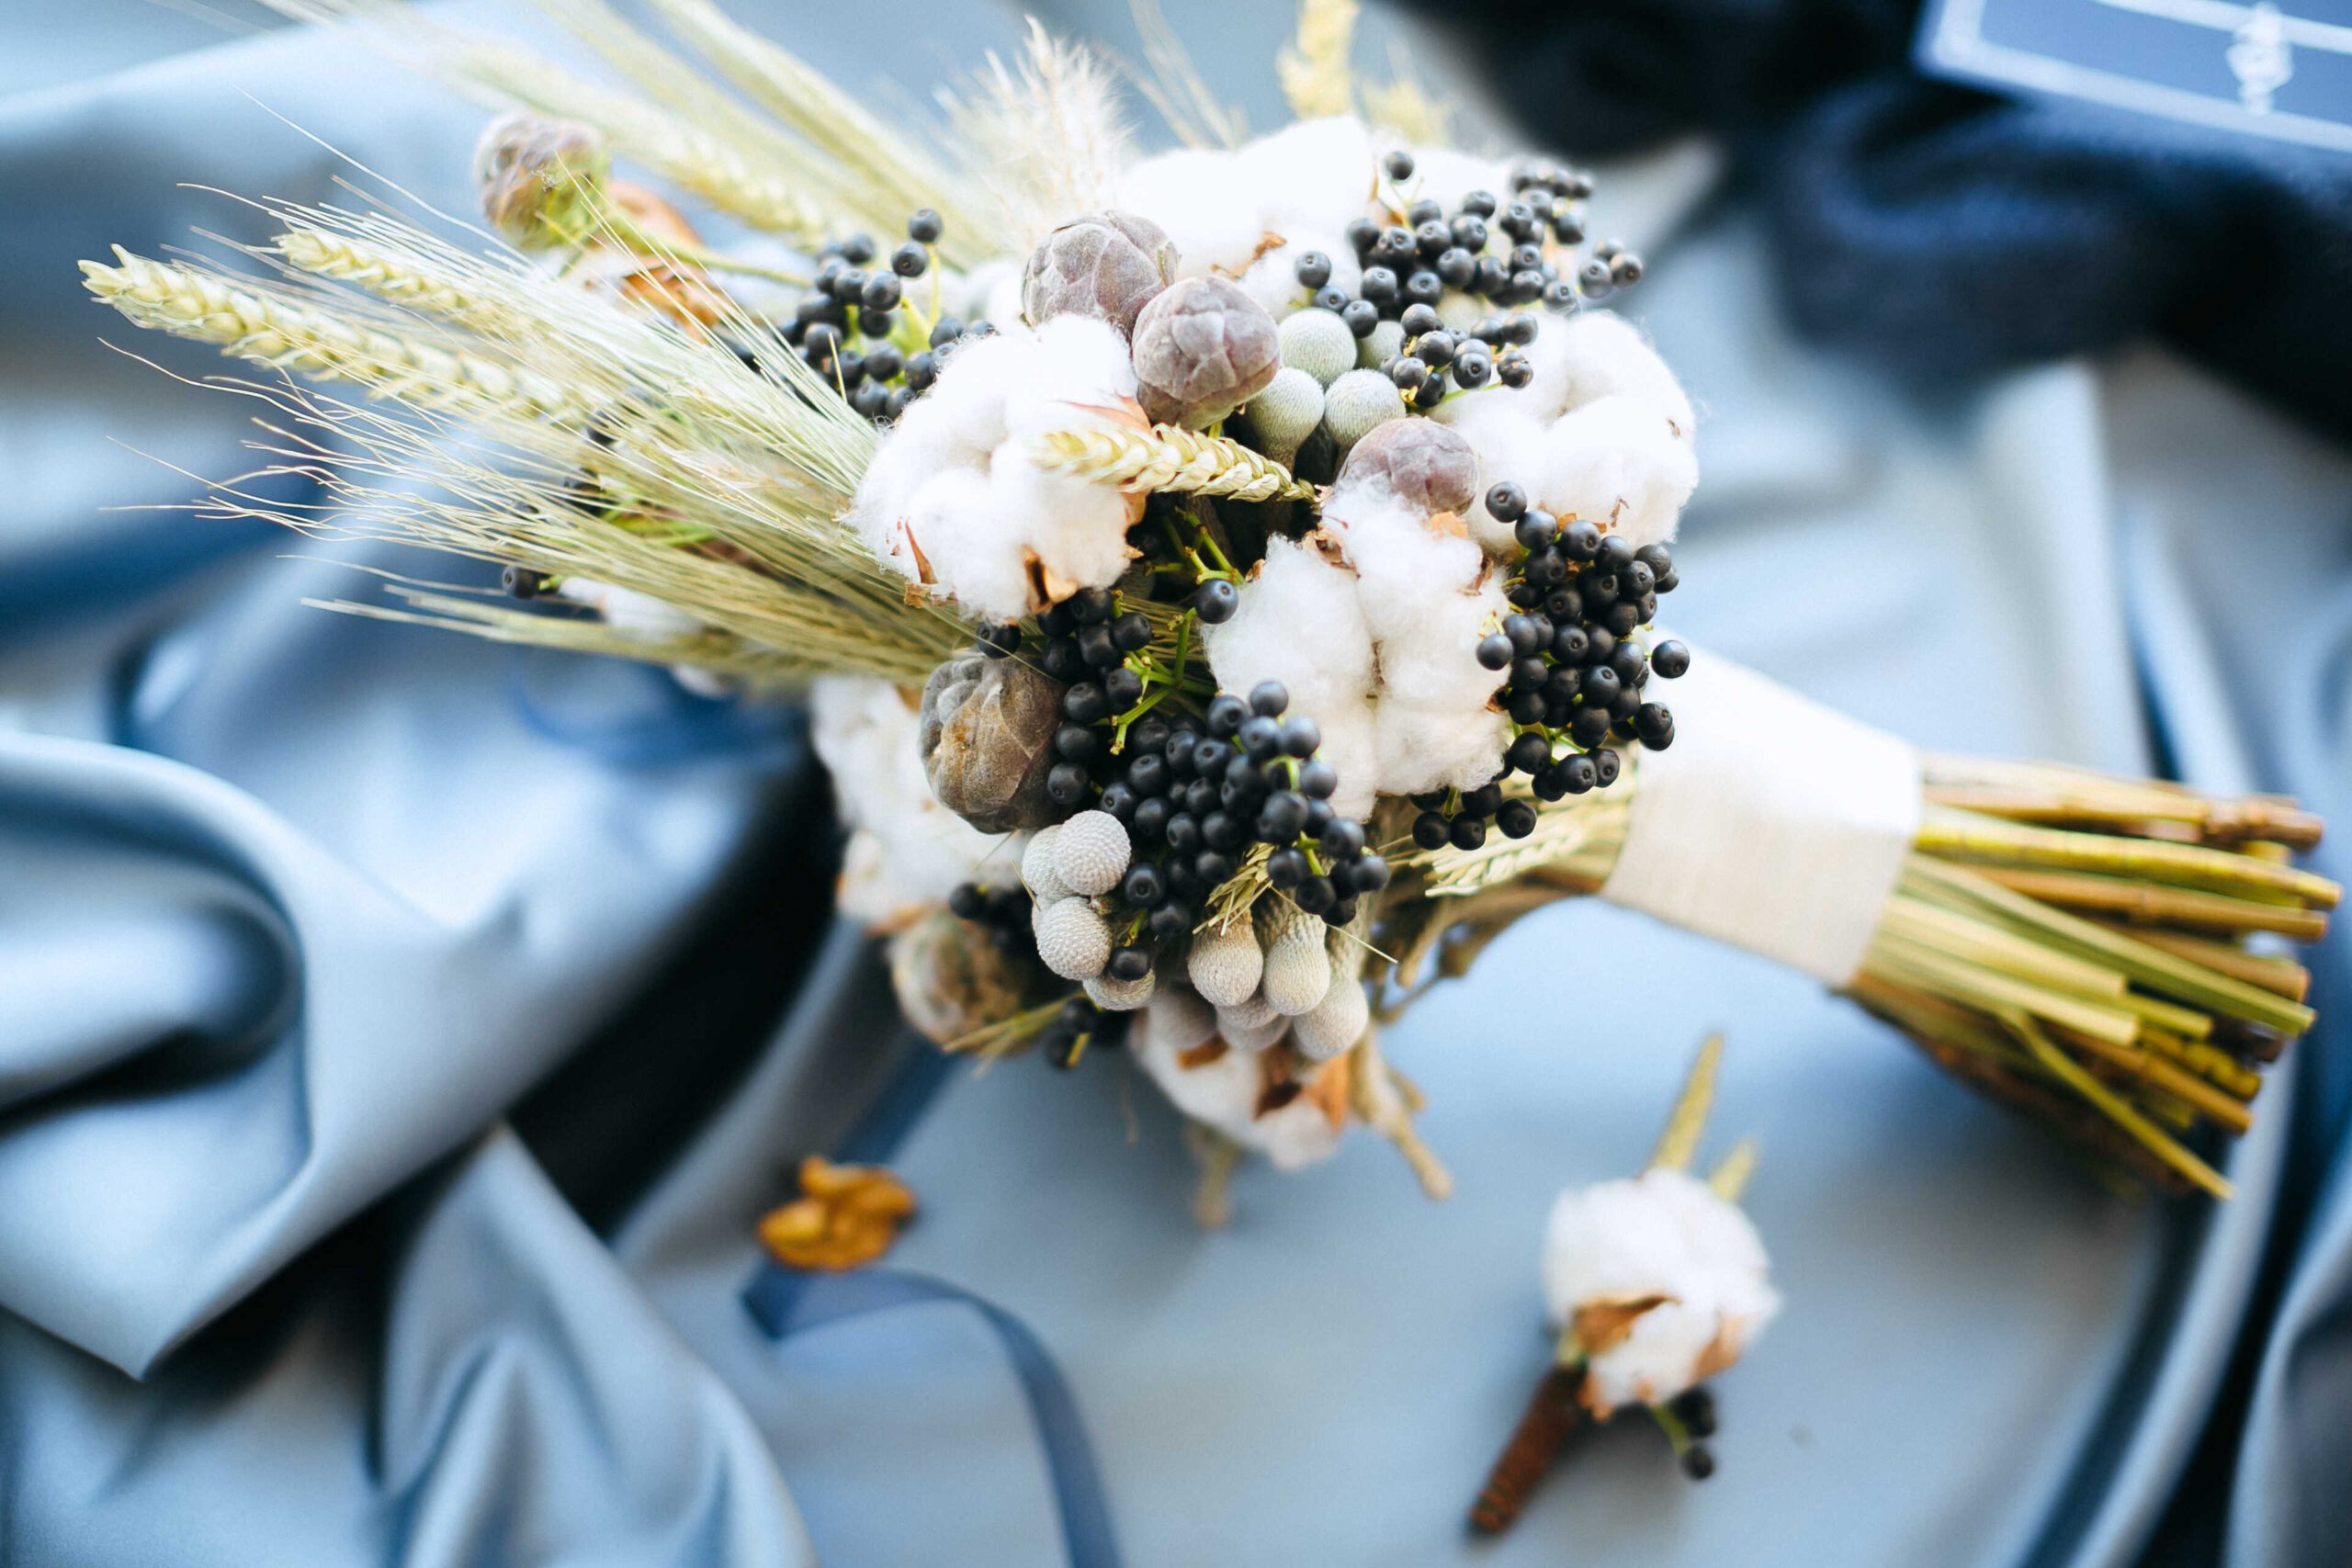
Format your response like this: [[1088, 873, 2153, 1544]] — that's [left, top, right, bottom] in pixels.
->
[[1, 3, 2348, 1564]]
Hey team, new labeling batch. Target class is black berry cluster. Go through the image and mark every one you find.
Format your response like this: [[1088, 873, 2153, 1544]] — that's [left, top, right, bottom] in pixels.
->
[[1468, 479, 1686, 804], [1380, 308, 1538, 411], [1036, 992, 1128, 1071], [779, 208, 995, 423], [946, 877, 1035, 954], [1667, 1385, 1718, 1479], [1283, 149, 1640, 364]]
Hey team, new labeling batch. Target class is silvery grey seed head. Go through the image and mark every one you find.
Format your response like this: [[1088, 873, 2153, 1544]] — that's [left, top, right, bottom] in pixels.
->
[[1130, 276, 1281, 429], [1337, 416, 1480, 514], [920, 652, 1065, 834], [1021, 210, 1179, 337]]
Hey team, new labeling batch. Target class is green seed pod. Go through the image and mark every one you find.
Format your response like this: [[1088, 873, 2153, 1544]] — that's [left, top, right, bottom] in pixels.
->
[[1320, 368, 1408, 454], [1240, 367, 1325, 467], [1131, 276, 1281, 429], [1277, 308, 1357, 388], [920, 651, 1064, 834], [473, 113, 610, 249], [1021, 209, 1179, 337]]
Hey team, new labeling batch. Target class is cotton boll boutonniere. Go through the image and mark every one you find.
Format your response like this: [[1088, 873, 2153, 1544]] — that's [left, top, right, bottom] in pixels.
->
[[1470, 1034, 1778, 1535]]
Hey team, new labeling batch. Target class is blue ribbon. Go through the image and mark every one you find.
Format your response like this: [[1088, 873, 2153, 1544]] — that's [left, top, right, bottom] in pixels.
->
[[741, 1037, 1123, 1568]]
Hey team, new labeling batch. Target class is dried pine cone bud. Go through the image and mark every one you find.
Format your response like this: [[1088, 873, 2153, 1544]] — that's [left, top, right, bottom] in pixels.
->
[[1021, 210, 1178, 337], [920, 652, 1064, 834], [1131, 276, 1281, 429], [1336, 417, 1479, 514], [473, 113, 609, 248], [888, 907, 1033, 1045]]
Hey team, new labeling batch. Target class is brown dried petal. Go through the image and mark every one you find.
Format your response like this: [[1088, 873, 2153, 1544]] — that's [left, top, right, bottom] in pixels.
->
[[1130, 276, 1281, 429], [1336, 417, 1480, 515], [1021, 209, 1179, 337], [919, 652, 1064, 833]]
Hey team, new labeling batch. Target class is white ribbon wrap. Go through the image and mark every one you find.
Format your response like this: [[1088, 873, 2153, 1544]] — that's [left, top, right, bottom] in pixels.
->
[[1600, 652, 1921, 986]]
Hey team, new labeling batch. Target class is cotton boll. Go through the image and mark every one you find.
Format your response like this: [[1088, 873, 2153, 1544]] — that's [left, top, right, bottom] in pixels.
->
[[1534, 395, 1699, 548], [901, 468, 1032, 620], [1329, 488, 1485, 622], [1432, 397, 1551, 556], [1114, 148, 1262, 277], [1313, 693, 1380, 820], [1555, 311, 1695, 435], [984, 268, 1024, 331], [999, 315, 1139, 442], [1244, 118, 1378, 237], [1321, 368, 1408, 453], [1540, 1168, 1781, 1415], [1200, 536, 1376, 723], [1407, 146, 1511, 215], [1240, 234, 1361, 320], [1517, 310, 1578, 422], [1373, 699, 1510, 797], [1133, 1023, 1341, 1169], [1356, 319, 1403, 370], [1239, 367, 1324, 467], [1277, 308, 1358, 388]]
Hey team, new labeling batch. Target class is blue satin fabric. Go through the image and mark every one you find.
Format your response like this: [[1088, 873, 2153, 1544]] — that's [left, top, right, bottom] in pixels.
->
[[3, 4, 2350, 1567]]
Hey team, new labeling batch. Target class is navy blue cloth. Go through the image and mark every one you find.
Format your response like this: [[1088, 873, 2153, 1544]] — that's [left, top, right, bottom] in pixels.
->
[[1418, 0, 2352, 443]]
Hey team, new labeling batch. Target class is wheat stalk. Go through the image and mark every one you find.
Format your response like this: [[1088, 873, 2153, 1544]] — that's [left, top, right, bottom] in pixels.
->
[[1277, 0, 1359, 120], [1034, 424, 1317, 502], [83, 249, 587, 420]]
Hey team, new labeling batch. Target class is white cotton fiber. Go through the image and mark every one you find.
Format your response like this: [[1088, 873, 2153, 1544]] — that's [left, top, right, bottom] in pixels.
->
[[1435, 288, 1487, 333], [1534, 394, 1699, 548], [983, 268, 1023, 330], [1245, 118, 1378, 237], [1405, 146, 1510, 216], [1373, 699, 1510, 798], [811, 675, 1019, 927], [1133, 1022, 1341, 1169], [1555, 311, 1695, 435], [1432, 396, 1551, 557], [1114, 148, 1262, 277], [1540, 1168, 1781, 1414], [1313, 693, 1381, 820], [1240, 233, 1362, 321], [1200, 536, 1377, 726], [1517, 310, 1579, 422], [851, 316, 1147, 620]]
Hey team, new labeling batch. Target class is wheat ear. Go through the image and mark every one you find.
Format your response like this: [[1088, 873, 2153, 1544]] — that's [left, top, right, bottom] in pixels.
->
[[1033, 424, 1317, 502], [83, 249, 584, 420]]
